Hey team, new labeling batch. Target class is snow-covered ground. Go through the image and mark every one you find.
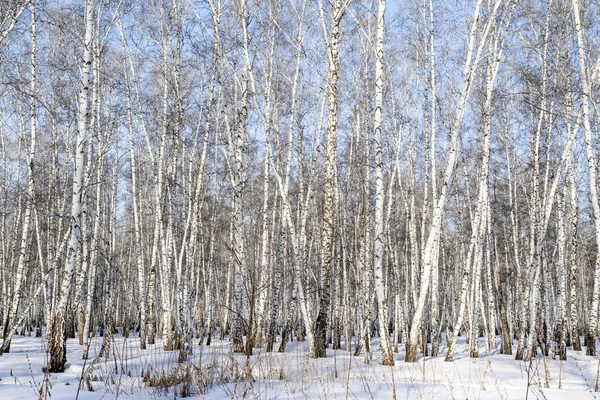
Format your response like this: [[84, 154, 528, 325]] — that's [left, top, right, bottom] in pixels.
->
[[1, 333, 599, 399]]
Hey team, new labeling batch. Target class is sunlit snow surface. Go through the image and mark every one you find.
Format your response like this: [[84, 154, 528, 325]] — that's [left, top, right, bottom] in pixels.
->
[[0, 333, 598, 399]]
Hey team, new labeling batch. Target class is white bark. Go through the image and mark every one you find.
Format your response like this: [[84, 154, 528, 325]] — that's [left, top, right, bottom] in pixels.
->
[[572, 0, 600, 356], [269, 144, 316, 356], [372, 0, 393, 366], [1, 4, 36, 352], [409, 0, 502, 362], [48, 0, 93, 372], [0, 0, 32, 47], [314, 0, 344, 359]]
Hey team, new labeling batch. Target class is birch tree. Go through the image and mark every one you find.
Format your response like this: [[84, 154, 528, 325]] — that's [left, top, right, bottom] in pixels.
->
[[313, 0, 345, 359], [572, 0, 600, 356], [1, 1, 36, 354], [406, 0, 502, 362], [372, 0, 393, 366], [47, 0, 94, 373]]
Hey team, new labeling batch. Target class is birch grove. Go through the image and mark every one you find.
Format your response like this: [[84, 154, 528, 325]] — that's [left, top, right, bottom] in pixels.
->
[[2, 0, 600, 373]]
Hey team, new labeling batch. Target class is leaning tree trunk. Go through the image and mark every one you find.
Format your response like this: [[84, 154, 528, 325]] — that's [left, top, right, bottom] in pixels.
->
[[1, 4, 37, 354], [408, 0, 500, 362]]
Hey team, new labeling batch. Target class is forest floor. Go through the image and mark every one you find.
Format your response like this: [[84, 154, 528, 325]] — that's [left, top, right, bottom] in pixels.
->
[[0, 332, 599, 399]]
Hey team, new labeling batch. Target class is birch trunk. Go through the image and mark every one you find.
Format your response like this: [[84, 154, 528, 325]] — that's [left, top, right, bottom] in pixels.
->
[[48, 0, 93, 372], [372, 0, 393, 366], [117, 19, 148, 350], [568, 159, 581, 350], [314, 0, 344, 359], [82, 154, 103, 359], [1, 4, 36, 353], [572, 0, 600, 356], [406, 0, 501, 362], [557, 192, 567, 360]]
